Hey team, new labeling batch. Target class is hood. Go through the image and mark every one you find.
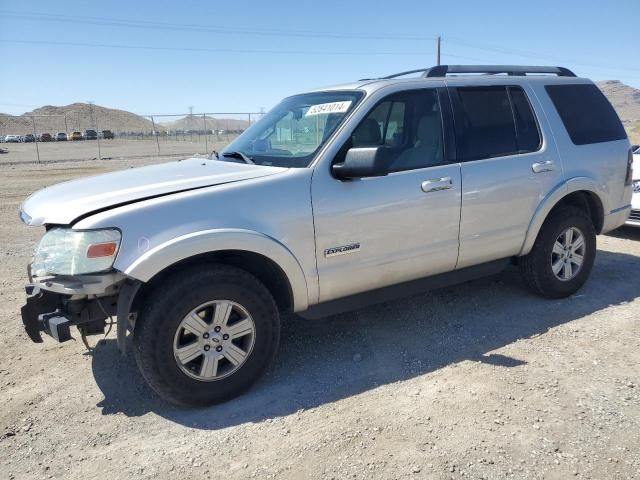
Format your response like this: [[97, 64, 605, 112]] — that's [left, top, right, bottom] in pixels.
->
[[20, 158, 287, 226]]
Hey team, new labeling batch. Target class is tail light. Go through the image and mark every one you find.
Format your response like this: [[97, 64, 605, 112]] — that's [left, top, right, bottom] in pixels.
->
[[626, 148, 633, 186]]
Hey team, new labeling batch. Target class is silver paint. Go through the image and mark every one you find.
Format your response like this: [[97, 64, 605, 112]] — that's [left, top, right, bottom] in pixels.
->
[[19, 75, 632, 312]]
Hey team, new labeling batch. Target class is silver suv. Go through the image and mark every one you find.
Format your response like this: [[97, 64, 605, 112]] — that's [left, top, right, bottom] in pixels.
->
[[19, 65, 634, 405]]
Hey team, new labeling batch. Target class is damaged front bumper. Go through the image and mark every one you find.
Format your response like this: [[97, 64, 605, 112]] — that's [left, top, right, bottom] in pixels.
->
[[20, 272, 129, 347], [21, 283, 118, 344]]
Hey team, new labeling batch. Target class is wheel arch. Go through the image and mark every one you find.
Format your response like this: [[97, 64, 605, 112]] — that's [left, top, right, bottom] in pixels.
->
[[520, 178, 606, 256], [122, 229, 309, 313]]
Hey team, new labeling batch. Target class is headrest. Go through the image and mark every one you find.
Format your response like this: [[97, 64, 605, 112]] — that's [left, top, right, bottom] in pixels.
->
[[416, 112, 441, 146], [352, 118, 381, 146]]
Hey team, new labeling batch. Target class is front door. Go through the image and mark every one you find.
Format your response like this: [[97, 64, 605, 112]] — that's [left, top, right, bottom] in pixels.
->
[[311, 87, 462, 303]]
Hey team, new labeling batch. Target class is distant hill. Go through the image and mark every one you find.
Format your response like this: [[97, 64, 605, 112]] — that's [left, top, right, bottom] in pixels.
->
[[596, 80, 640, 144], [0, 103, 250, 136], [0, 103, 156, 135], [158, 115, 249, 132]]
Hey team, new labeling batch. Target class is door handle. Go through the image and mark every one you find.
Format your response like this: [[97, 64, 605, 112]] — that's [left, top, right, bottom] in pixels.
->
[[421, 177, 453, 193], [532, 161, 554, 173]]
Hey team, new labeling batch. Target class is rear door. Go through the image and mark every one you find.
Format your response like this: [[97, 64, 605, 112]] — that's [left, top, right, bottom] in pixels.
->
[[447, 82, 563, 268]]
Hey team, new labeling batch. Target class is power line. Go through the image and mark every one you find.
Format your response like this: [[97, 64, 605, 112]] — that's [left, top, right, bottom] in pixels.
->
[[0, 11, 438, 41], [3, 10, 638, 75], [3, 39, 434, 56]]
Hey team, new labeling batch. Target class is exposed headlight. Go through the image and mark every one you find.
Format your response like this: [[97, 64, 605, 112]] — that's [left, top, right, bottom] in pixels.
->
[[31, 228, 121, 277]]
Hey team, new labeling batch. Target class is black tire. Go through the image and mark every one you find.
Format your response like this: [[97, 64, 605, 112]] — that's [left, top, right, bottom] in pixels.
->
[[133, 265, 280, 406], [520, 206, 596, 299]]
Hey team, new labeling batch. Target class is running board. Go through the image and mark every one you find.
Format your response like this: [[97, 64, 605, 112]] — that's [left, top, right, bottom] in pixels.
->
[[300, 258, 511, 320]]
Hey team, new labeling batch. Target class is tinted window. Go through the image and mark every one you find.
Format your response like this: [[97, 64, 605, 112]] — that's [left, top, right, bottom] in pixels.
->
[[454, 86, 518, 161], [348, 89, 444, 172], [545, 84, 626, 145], [509, 87, 541, 152]]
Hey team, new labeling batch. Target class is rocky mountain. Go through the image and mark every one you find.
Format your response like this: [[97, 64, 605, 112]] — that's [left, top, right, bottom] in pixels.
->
[[0, 103, 249, 136], [596, 80, 640, 143], [159, 115, 249, 133], [0, 103, 158, 135]]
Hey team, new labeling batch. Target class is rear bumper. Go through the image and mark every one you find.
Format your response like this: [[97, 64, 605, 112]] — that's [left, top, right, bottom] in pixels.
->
[[602, 204, 632, 233], [625, 209, 640, 227]]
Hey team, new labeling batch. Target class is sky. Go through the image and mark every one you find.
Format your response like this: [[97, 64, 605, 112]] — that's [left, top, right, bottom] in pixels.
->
[[1, 0, 639, 116]]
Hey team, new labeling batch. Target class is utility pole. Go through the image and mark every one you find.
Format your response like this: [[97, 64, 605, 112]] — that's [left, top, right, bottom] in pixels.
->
[[436, 36, 441, 66], [30, 116, 40, 163], [88, 101, 101, 160]]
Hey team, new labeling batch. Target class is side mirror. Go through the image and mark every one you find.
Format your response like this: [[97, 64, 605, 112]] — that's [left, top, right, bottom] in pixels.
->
[[332, 146, 391, 180]]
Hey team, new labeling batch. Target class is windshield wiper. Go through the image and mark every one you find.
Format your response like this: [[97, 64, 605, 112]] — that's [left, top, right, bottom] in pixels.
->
[[221, 151, 255, 165]]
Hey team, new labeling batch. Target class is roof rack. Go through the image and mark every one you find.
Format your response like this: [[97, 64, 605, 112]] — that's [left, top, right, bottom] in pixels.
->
[[381, 65, 576, 79]]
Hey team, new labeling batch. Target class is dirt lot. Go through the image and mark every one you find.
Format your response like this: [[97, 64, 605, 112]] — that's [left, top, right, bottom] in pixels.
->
[[0, 136, 238, 164], [0, 158, 639, 480]]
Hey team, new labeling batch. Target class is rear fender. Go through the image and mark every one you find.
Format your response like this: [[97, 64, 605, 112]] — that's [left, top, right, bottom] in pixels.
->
[[519, 177, 607, 256]]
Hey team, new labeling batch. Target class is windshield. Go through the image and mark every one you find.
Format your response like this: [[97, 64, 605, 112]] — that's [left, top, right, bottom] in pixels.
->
[[221, 90, 363, 168]]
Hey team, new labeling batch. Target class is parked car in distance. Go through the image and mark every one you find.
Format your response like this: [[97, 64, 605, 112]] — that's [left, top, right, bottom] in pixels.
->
[[70, 131, 83, 141], [83, 129, 98, 140], [627, 151, 640, 227], [4, 135, 21, 143], [21, 134, 35, 143], [101, 129, 114, 140], [55, 132, 68, 141], [39, 133, 52, 142], [18, 65, 634, 406]]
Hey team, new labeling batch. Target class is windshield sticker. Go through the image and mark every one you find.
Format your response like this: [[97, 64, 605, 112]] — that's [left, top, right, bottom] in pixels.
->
[[305, 101, 352, 116]]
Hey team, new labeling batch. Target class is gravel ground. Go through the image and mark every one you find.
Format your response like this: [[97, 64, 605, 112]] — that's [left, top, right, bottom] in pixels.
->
[[0, 158, 639, 480]]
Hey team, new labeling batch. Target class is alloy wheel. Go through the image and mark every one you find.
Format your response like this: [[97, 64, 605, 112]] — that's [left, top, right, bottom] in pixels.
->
[[550, 227, 586, 282], [173, 300, 256, 381]]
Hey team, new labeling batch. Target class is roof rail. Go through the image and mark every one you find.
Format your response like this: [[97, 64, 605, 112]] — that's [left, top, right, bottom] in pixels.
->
[[380, 65, 576, 79]]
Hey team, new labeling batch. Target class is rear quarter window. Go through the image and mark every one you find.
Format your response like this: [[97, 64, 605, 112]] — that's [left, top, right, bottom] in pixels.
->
[[545, 84, 627, 145]]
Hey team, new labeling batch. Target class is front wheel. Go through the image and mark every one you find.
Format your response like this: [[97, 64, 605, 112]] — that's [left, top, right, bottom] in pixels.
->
[[520, 206, 596, 299], [133, 265, 280, 406]]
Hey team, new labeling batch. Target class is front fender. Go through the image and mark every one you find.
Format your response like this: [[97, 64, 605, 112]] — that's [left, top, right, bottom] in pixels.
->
[[120, 228, 309, 312], [519, 177, 607, 256]]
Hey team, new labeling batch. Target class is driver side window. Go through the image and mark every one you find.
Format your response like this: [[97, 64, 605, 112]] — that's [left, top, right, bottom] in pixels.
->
[[350, 89, 444, 172]]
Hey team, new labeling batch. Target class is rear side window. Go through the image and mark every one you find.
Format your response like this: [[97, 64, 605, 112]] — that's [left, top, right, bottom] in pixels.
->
[[508, 87, 541, 152], [452, 86, 524, 162], [545, 84, 627, 145]]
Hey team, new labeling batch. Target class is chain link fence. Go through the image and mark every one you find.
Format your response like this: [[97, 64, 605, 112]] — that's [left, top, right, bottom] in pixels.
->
[[0, 111, 264, 164]]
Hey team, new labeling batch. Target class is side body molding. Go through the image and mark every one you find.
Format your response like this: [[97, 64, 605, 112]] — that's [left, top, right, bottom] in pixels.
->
[[519, 177, 606, 256], [122, 228, 309, 312]]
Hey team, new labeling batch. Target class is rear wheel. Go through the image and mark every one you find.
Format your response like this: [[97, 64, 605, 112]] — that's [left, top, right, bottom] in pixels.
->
[[520, 206, 596, 298], [133, 265, 280, 406]]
